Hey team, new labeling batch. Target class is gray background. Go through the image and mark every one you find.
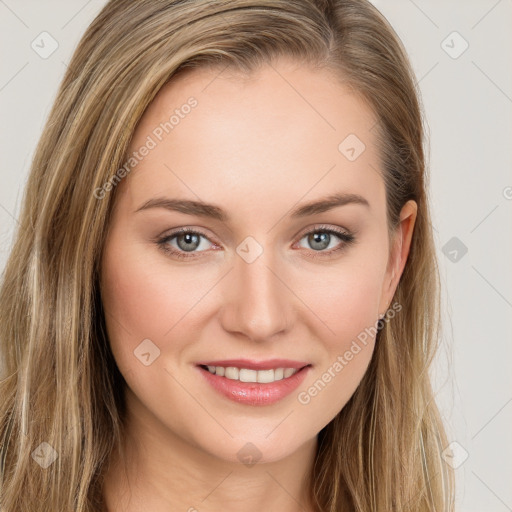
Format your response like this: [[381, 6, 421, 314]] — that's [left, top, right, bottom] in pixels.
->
[[1, 1, 511, 510]]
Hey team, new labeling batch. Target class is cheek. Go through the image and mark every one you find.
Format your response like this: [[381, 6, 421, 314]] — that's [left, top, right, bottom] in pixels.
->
[[293, 258, 384, 419], [299, 257, 384, 349], [99, 240, 197, 372]]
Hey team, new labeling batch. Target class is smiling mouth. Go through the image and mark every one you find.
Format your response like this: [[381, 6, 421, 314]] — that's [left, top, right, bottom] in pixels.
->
[[198, 364, 311, 384]]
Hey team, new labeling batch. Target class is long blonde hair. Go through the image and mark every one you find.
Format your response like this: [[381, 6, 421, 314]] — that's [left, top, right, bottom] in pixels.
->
[[0, 0, 455, 510]]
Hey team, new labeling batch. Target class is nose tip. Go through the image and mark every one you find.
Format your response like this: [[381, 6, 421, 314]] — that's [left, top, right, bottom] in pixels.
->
[[219, 254, 291, 342]]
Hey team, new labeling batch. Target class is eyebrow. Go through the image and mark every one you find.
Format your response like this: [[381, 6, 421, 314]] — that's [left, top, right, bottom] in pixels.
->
[[135, 192, 370, 221]]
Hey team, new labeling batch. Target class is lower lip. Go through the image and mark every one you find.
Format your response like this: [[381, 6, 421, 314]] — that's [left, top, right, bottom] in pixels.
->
[[197, 365, 311, 406]]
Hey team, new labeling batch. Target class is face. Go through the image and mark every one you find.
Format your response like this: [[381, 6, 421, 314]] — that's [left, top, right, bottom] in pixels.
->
[[100, 57, 416, 465]]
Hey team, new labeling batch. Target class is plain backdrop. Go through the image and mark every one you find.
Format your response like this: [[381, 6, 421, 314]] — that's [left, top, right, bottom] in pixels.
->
[[0, 1, 511, 510]]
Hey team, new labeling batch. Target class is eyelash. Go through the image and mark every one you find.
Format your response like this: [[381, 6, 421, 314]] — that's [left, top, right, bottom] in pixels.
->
[[156, 224, 356, 261]]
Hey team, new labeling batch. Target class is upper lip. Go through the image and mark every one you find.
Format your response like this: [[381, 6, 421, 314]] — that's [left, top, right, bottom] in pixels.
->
[[196, 359, 310, 371]]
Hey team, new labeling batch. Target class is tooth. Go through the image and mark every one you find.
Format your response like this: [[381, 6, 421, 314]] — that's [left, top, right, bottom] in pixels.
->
[[239, 369, 258, 382], [257, 369, 275, 383], [224, 367, 239, 380], [283, 368, 297, 378], [273, 368, 284, 381], [204, 365, 301, 382]]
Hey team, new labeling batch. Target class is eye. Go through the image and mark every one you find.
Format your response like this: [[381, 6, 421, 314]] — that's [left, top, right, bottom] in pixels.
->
[[156, 228, 217, 260], [295, 224, 356, 258]]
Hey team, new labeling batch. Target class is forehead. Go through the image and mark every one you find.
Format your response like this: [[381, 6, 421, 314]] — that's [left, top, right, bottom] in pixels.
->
[[116, 58, 385, 222]]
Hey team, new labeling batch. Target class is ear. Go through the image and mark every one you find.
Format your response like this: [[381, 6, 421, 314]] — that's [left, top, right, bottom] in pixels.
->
[[378, 199, 417, 317]]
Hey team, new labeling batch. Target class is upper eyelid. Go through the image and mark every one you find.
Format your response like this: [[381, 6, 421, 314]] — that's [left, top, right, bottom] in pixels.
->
[[296, 224, 351, 237]]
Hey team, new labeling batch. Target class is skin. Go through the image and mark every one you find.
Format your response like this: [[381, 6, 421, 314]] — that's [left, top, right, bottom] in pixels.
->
[[100, 56, 417, 512]]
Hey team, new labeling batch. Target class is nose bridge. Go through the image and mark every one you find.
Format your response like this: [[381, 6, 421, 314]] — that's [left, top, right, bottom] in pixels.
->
[[221, 241, 291, 340]]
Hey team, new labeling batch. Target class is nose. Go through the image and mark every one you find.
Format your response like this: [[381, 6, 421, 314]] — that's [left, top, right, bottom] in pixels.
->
[[219, 248, 293, 342]]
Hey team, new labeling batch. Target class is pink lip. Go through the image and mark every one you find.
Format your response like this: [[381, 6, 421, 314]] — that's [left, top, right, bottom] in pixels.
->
[[196, 358, 309, 371], [196, 364, 311, 406]]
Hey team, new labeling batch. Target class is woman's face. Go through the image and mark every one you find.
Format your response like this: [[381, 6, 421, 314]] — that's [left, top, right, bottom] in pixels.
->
[[100, 58, 416, 464]]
